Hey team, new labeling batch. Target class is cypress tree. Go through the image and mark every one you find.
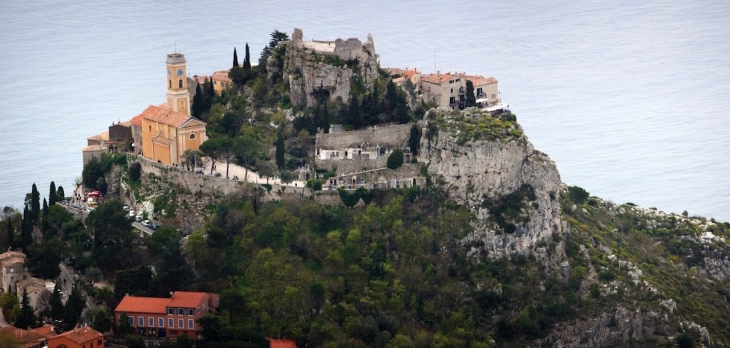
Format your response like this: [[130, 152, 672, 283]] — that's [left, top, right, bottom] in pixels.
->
[[192, 83, 203, 118], [5, 219, 13, 251], [243, 43, 251, 71], [206, 77, 215, 109], [275, 133, 285, 169], [49, 283, 65, 320], [21, 206, 32, 251], [232, 47, 239, 68], [49, 181, 56, 206], [56, 186, 65, 202], [465, 80, 476, 107], [30, 184, 40, 224], [348, 94, 361, 130], [409, 122, 422, 155], [323, 100, 330, 134], [42, 199, 48, 217], [14, 290, 37, 329]]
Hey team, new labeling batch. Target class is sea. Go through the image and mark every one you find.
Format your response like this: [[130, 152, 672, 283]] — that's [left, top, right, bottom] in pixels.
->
[[1, 0, 729, 221]]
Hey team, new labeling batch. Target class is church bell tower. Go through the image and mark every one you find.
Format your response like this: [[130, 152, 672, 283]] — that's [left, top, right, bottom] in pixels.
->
[[165, 53, 190, 115]]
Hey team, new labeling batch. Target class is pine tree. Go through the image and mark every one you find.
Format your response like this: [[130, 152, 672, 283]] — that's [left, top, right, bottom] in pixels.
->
[[49, 181, 56, 206], [14, 290, 37, 329], [232, 47, 239, 68], [30, 184, 40, 224], [243, 43, 251, 71], [275, 133, 285, 169], [65, 285, 86, 328]]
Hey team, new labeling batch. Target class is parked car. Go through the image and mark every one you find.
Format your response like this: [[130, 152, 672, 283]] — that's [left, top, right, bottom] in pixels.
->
[[135, 215, 143, 222], [141, 220, 151, 227], [123, 205, 130, 211], [149, 223, 159, 230], [129, 210, 136, 217]]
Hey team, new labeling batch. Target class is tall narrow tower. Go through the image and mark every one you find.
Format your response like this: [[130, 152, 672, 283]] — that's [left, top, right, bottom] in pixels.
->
[[165, 53, 190, 115]]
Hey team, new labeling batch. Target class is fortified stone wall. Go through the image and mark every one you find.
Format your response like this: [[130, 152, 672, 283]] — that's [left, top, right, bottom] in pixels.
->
[[317, 158, 388, 175], [316, 124, 411, 150]]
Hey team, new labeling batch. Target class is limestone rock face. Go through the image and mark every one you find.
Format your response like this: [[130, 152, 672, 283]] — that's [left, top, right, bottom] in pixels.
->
[[699, 256, 730, 282], [280, 28, 379, 108], [421, 126, 563, 256]]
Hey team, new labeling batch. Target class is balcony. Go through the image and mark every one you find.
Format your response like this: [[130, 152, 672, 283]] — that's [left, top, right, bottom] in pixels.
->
[[458, 87, 465, 95]]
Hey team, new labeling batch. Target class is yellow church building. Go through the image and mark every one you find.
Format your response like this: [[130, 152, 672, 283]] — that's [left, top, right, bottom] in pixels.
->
[[139, 53, 207, 165]]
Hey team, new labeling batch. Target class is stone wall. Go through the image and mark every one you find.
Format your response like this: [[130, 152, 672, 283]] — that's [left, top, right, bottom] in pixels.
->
[[316, 124, 411, 150], [317, 158, 388, 175]]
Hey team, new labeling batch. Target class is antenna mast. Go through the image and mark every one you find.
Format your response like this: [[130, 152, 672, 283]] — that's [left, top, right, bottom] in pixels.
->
[[434, 50, 437, 73]]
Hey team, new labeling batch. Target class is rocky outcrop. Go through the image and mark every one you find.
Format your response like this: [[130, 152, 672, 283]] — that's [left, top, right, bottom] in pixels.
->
[[699, 256, 730, 282], [420, 118, 563, 256], [540, 307, 666, 347], [278, 28, 379, 108]]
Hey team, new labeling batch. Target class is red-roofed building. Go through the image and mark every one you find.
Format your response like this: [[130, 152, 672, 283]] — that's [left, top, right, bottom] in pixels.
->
[[268, 338, 297, 348], [46, 327, 104, 348], [0, 325, 46, 348], [456, 73, 500, 107], [114, 291, 219, 340], [420, 72, 467, 110]]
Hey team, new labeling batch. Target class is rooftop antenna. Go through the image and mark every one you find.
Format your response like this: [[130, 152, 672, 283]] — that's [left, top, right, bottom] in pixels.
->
[[174, 41, 177, 53], [433, 50, 437, 73]]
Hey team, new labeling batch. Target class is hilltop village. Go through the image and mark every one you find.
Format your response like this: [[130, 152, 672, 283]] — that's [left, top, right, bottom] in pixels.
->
[[1, 28, 730, 347]]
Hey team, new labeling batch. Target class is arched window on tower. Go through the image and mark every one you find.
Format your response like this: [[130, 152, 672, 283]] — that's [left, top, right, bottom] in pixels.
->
[[169, 80, 171, 88], [179, 80, 183, 88]]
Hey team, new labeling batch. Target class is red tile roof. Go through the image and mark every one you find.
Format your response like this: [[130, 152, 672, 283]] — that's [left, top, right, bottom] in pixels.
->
[[167, 291, 207, 308], [130, 114, 143, 127], [138, 105, 197, 128], [87, 131, 109, 142], [29, 324, 56, 339], [116, 296, 169, 314], [268, 338, 297, 348], [212, 70, 232, 83], [50, 327, 103, 344], [421, 73, 455, 85], [0, 326, 45, 347], [457, 74, 498, 86]]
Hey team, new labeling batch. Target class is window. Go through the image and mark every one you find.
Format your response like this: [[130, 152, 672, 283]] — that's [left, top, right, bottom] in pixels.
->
[[188, 319, 194, 329], [168, 318, 174, 328], [187, 309, 194, 316], [177, 308, 184, 315], [129, 316, 134, 325], [159, 318, 164, 327], [178, 80, 183, 88], [169, 80, 171, 88], [138, 317, 144, 326], [149, 126, 152, 132], [189, 133, 195, 140], [167, 308, 174, 315], [492, 94, 496, 99], [149, 317, 154, 327], [477, 87, 483, 96], [178, 319, 184, 328], [450, 88, 453, 93]]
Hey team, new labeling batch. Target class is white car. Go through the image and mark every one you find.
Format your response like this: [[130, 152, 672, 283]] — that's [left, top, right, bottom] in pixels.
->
[[123, 205, 130, 211], [135, 215, 143, 222], [141, 220, 151, 227], [128, 210, 136, 217]]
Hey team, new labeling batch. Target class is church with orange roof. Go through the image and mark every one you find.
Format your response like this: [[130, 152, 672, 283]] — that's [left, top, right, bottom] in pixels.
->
[[138, 53, 208, 165]]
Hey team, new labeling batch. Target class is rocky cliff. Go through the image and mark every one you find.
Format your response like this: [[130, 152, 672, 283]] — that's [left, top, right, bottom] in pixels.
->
[[279, 28, 379, 108], [420, 108, 563, 256]]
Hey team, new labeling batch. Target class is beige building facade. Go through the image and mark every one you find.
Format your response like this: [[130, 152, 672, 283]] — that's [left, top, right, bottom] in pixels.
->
[[420, 73, 467, 110], [0, 251, 30, 294]]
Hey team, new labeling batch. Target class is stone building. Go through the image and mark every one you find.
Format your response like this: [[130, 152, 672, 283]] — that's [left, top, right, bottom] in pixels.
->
[[0, 251, 30, 294], [211, 70, 233, 95], [139, 53, 208, 165], [16, 277, 53, 314], [420, 73, 467, 110]]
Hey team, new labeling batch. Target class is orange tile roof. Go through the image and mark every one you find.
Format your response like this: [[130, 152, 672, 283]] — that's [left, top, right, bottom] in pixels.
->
[[116, 296, 169, 314], [457, 74, 498, 86], [82, 145, 105, 152], [87, 131, 109, 142], [268, 338, 297, 348], [0, 326, 45, 347], [194, 75, 209, 84], [212, 70, 232, 83], [167, 291, 207, 308], [29, 324, 56, 339], [421, 73, 455, 85], [50, 327, 103, 344], [138, 105, 197, 128], [130, 114, 143, 127]]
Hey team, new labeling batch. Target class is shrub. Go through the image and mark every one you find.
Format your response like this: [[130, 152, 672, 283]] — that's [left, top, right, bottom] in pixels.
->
[[312, 180, 323, 191], [568, 186, 589, 204], [387, 149, 404, 170]]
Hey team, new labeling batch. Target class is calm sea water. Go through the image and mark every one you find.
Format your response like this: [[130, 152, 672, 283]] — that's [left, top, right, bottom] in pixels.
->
[[1, 0, 728, 221]]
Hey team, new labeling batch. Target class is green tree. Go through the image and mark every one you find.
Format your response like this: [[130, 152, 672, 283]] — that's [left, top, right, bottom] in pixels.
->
[[82, 156, 104, 190], [395, 92, 410, 124], [408, 123, 421, 155], [49, 283, 65, 320], [56, 185, 65, 202], [117, 312, 133, 336], [568, 186, 589, 204], [21, 207, 32, 251], [87, 200, 138, 273], [129, 162, 141, 182], [14, 291, 37, 329], [95, 176, 107, 194], [113, 265, 152, 299], [147, 226, 180, 257], [65, 285, 86, 328], [465, 80, 476, 107], [243, 43, 251, 71], [26, 239, 65, 279], [387, 149, 404, 170], [192, 82, 204, 118], [347, 94, 362, 129], [150, 241, 196, 297], [0, 331, 20, 347], [234, 134, 260, 182], [89, 307, 113, 333], [275, 133, 285, 169], [49, 181, 56, 206], [125, 334, 145, 348], [232, 47, 239, 68], [30, 184, 40, 224], [258, 30, 289, 69], [199, 138, 219, 175], [6, 219, 14, 250]]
